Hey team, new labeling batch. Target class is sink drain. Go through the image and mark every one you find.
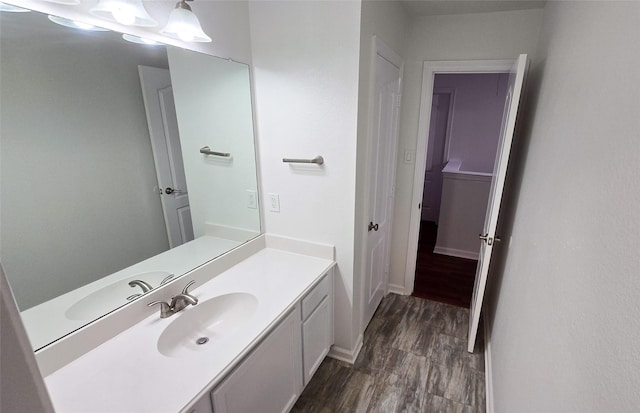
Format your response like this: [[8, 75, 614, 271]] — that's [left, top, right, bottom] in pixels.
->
[[196, 337, 209, 345]]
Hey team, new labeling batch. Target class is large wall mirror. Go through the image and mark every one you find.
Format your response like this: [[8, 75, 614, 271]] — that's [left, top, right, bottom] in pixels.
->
[[0, 9, 261, 351]]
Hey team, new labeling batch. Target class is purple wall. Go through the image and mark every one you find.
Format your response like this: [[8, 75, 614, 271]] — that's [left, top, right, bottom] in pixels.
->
[[434, 73, 508, 173]]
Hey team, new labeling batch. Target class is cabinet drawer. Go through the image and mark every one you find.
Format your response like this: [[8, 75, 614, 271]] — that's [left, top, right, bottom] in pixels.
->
[[301, 272, 331, 320]]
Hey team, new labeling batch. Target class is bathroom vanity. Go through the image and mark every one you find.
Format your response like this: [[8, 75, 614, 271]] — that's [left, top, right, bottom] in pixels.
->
[[42, 237, 335, 413]]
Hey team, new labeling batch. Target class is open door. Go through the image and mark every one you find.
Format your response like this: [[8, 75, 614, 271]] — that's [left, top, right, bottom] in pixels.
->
[[468, 54, 528, 352]]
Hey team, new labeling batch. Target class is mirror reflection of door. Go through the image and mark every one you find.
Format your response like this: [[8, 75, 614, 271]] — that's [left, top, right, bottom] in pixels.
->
[[139, 66, 194, 248]]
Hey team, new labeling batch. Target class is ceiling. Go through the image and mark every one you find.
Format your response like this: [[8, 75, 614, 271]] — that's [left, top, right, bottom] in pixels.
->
[[399, 0, 546, 16]]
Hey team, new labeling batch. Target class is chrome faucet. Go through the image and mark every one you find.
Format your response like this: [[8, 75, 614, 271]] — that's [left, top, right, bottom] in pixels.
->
[[148, 280, 198, 318], [129, 279, 153, 293]]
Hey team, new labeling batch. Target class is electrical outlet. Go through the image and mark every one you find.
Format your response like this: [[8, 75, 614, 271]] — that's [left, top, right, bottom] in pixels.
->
[[246, 190, 257, 209], [268, 193, 280, 213]]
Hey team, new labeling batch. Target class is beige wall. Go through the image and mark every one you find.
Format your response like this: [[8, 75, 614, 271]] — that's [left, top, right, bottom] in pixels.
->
[[486, 2, 640, 411], [389, 8, 544, 291]]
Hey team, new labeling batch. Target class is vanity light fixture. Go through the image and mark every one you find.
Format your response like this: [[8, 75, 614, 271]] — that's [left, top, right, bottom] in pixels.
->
[[48, 15, 109, 31], [0, 2, 30, 12], [42, 0, 81, 5], [90, 0, 157, 27], [160, 0, 211, 43], [122, 33, 161, 45]]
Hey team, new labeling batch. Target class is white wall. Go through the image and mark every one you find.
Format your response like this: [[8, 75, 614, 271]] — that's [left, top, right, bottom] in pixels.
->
[[168, 48, 260, 238], [390, 8, 544, 291], [248, 0, 362, 354], [0, 21, 169, 309], [486, 2, 640, 411], [435, 171, 490, 258]]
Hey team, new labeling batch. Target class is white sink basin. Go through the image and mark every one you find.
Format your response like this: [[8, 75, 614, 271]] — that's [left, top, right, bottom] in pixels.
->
[[157, 293, 258, 358], [65, 271, 174, 321]]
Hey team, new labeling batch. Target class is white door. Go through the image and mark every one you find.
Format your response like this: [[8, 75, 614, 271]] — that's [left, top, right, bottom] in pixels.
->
[[422, 92, 452, 223], [363, 37, 403, 328], [138, 66, 194, 248], [468, 54, 528, 352]]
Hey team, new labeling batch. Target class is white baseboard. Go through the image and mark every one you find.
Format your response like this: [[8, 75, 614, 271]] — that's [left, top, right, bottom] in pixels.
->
[[387, 283, 406, 295], [483, 316, 494, 413], [433, 246, 479, 260], [327, 334, 363, 364]]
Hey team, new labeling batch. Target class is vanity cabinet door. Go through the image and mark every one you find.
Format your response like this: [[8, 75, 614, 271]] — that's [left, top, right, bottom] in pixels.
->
[[301, 271, 334, 386], [211, 308, 303, 413], [302, 295, 332, 385]]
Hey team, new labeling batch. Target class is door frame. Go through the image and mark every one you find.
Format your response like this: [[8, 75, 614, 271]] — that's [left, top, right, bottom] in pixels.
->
[[432, 87, 456, 166], [421, 87, 455, 223], [403, 59, 514, 295]]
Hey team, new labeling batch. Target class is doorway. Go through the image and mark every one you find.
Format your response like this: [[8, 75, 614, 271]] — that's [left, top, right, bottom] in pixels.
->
[[405, 60, 513, 300], [403, 56, 528, 352], [412, 72, 509, 307]]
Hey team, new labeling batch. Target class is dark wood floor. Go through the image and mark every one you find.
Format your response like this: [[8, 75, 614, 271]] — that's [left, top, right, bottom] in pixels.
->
[[292, 294, 486, 412], [412, 221, 478, 308]]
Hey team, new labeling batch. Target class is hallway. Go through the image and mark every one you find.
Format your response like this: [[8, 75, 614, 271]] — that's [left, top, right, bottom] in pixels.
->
[[412, 221, 478, 308]]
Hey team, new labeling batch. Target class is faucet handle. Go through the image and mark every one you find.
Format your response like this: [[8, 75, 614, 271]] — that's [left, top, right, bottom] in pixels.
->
[[182, 280, 196, 295], [147, 300, 173, 318]]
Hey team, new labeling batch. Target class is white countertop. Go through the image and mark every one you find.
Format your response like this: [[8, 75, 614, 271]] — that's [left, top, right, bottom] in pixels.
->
[[44, 248, 334, 413]]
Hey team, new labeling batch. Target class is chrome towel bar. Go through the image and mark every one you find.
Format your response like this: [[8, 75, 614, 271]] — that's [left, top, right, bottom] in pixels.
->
[[200, 146, 230, 157], [282, 156, 324, 165]]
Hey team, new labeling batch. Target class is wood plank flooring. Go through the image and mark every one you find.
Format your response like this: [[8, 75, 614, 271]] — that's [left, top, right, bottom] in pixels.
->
[[412, 221, 478, 308], [292, 294, 485, 413]]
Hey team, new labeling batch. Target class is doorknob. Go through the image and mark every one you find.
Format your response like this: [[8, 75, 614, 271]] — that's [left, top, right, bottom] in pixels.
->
[[479, 234, 501, 246], [163, 187, 183, 195], [368, 222, 379, 232]]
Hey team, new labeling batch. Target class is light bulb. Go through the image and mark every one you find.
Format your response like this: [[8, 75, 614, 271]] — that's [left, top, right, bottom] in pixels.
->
[[178, 30, 194, 42], [73, 20, 96, 30]]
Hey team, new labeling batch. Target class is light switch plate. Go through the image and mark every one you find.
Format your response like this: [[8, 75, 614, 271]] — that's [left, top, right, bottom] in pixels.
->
[[247, 190, 257, 209], [268, 193, 280, 213], [404, 150, 415, 164]]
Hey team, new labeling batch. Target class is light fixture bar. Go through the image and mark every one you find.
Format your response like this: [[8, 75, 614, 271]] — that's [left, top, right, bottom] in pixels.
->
[[42, 0, 81, 5]]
